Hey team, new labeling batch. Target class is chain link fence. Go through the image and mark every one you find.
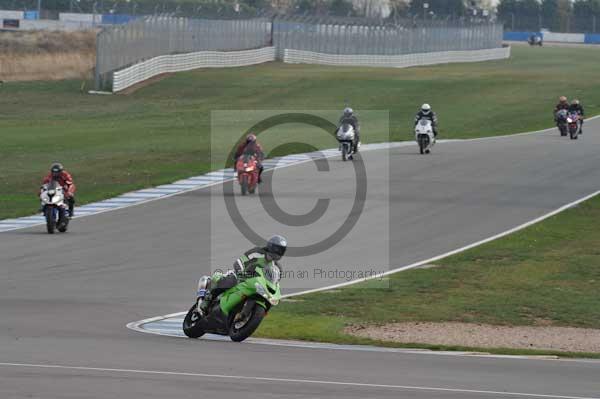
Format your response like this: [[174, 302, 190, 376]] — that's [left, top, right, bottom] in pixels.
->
[[501, 13, 599, 34], [273, 18, 502, 56], [96, 15, 271, 88], [96, 15, 503, 90]]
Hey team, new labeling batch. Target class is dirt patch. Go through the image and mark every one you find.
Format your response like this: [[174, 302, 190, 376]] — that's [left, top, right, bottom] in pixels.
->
[[0, 52, 94, 81], [0, 30, 96, 55], [0, 30, 96, 81], [345, 322, 600, 353]]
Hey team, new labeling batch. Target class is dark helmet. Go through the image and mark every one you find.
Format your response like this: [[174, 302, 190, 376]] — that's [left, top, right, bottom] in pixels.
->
[[246, 133, 257, 143], [265, 235, 287, 260], [50, 163, 64, 178]]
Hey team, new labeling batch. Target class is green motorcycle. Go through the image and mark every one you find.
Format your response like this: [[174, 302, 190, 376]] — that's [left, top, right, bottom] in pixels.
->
[[182, 264, 282, 342]]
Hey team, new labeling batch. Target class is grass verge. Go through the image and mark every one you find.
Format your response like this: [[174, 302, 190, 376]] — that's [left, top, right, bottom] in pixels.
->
[[1, 45, 600, 219], [256, 194, 600, 358]]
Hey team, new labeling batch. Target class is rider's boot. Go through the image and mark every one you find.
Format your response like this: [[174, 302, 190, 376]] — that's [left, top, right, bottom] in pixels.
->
[[67, 197, 75, 217], [198, 290, 212, 315]]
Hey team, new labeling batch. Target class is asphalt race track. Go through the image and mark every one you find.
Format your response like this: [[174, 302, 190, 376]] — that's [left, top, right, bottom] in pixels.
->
[[2, 120, 600, 398]]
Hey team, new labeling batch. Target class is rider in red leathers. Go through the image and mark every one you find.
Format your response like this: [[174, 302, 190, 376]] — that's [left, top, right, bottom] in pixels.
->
[[41, 163, 76, 216], [234, 134, 264, 183]]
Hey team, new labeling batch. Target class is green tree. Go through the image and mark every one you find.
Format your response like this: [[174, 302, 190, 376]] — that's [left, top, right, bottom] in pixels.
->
[[497, 0, 540, 30], [328, 0, 353, 16], [556, 0, 572, 31], [388, 0, 409, 20], [573, 0, 600, 15], [295, 0, 318, 13], [541, 0, 559, 30], [409, 0, 466, 19], [497, 0, 519, 17], [573, 0, 600, 31]]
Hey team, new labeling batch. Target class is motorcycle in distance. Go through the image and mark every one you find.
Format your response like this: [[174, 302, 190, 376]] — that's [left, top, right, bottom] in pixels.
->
[[336, 122, 356, 161], [528, 34, 543, 46], [415, 118, 436, 154], [236, 153, 259, 195], [567, 112, 582, 140], [556, 109, 568, 137], [40, 180, 70, 234], [182, 264, 282, 342]]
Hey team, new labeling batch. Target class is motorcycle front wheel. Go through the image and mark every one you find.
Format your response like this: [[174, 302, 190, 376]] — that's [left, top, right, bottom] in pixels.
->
[[240, 175, 248, 196], [418, 136, 427, 154], [229, 304, 266, 342], [559, 126, 567, 136], [570, 128, 578, 140], [183, 304, 206, 338], [57, 208, 68, 233], [44, 207, 56, 234]]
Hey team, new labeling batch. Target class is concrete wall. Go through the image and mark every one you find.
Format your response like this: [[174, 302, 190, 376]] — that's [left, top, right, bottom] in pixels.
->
[[112, 47, 277, 92], [283, 47, 511, 68], [111, 46, 511, 93]]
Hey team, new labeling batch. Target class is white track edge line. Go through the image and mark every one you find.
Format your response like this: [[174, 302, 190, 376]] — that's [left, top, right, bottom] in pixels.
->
[[0, 362, 598, 399], [128, 188, 600, 361], [4, 115, 598, 233], [0, 142, 406, 233]]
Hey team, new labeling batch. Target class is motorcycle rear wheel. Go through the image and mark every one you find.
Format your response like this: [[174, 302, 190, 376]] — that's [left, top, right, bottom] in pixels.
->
[[229, 304, 266, 342], [183, 304, 206, 338]]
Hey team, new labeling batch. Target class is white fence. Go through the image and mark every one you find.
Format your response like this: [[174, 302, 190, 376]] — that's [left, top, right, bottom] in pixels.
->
[[16, 19, 96, 31], [111, 45, 510, 93], [59, 12, 102, 24], [0, 10, 23, 19], [542, 32, 586, 43], [112, 47, 276, 92], [283, 47, 511, 68]]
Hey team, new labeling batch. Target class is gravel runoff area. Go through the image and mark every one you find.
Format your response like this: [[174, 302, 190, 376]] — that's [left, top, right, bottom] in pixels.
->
[[345, 322, 600, 353]]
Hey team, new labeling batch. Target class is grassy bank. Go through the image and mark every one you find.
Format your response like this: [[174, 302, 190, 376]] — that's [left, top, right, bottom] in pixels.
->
[[256, 194, 600, 358], [2, 46, 600, 219]]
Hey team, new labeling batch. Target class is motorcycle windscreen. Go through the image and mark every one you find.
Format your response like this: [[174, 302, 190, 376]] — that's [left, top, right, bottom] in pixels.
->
[[264, 263, 281, 284]]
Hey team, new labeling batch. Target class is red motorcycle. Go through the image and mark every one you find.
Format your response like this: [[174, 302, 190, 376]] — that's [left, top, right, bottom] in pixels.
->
[[236, 154, 259, 195], [567, 112, 581, 140]]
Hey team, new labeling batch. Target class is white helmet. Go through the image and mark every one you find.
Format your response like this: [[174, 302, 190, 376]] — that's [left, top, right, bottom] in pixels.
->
[[421, 104, 431, 115], [343, 107, 353, 116]]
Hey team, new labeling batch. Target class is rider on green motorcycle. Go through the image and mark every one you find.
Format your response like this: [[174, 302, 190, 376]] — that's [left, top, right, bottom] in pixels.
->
[[198, 235, 287, 314]]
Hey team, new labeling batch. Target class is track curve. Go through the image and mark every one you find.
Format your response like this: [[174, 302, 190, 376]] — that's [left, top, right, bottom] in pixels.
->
[[2, 120, 600, 398]]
